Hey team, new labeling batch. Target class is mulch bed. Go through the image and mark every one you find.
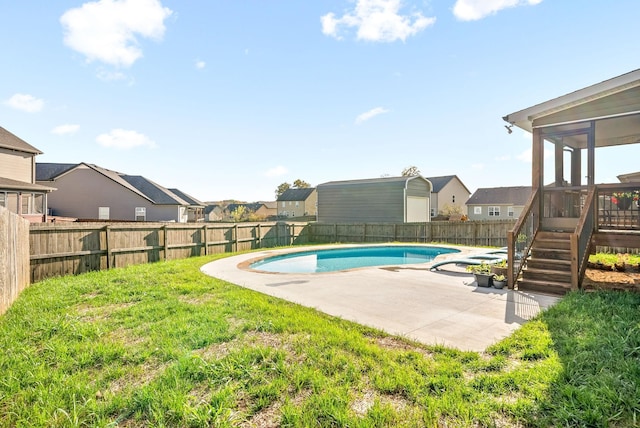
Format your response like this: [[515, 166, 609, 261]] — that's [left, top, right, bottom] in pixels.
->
[[582, 268, 640, 292]]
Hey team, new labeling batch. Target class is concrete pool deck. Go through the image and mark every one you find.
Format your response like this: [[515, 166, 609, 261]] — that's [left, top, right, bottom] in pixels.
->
[[200, 244, 559, 352]]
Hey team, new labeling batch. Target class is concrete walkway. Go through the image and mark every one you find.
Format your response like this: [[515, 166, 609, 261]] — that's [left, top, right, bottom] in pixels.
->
[[200, 245, 559, 352]]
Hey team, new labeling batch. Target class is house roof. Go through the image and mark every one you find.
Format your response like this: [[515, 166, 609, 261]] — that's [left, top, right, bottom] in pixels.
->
[[504, 69, 640, 136], [617, 171, 640, 183], [277, 187, 316, 201], [204, 204, 222, 215], [36, 162, 198, 206], [258, 201, 277, 209], [466, 186, 532, 206], [0, 127, 42, 154], [426, 175, 471, 194], [168, 188, 204, 207], [226, 203, 265, 212], [0, 176, 55, 192], [36, 163, 78, 181]]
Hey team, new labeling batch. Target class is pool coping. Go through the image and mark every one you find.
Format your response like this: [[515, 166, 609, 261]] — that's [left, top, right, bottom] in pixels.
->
[[237, 243, 462, 274]]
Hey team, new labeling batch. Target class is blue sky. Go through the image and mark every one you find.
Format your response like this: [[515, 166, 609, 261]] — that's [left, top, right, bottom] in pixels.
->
[[2, 0, 639, 202]]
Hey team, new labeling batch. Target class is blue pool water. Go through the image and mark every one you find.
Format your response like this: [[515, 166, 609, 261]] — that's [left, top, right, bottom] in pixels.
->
[[249, 245, 459, 273]]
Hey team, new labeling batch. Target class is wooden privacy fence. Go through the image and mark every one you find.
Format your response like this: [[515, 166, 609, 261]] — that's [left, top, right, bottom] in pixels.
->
[[28, 220, 517, 282], [1, 207, 30, 316], [308, 220, 517, 247], [29, 222, 310, 282]]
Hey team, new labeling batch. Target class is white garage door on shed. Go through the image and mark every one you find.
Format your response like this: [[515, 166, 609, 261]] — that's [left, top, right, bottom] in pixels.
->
[[406, 196, 428, 222]]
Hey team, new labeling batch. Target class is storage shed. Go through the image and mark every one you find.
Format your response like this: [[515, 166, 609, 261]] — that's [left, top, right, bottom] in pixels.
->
[[317, 176, 432, 223]]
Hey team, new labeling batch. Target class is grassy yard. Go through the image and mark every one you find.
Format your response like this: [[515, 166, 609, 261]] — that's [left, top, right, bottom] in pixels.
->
[[1, 254, 639, 427]]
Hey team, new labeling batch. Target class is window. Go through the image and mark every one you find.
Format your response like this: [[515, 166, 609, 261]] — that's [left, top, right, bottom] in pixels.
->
[[295, 201, 299, 207], [452, 195, 456, 203], [33, 194, 44, 214], [21, 193, 31, 215], [430, 208, 435, 217], [489, 206, 500, 216], [281, 201, 285, 208], [135, 207, 146, 221], [99, 207, 110, 220], [0, 192, 5, 207], [474, 206, 482, 215], [508, 206, 514, 217]]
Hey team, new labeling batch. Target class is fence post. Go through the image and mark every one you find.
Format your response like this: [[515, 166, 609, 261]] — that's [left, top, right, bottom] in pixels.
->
[[234, 224, 238, 252], [163, 225, 168, 261], [203, 224, 208, 256], [105, 225, 112, 269], [257, 223, 262, 248], [334, 224, 338, 243]]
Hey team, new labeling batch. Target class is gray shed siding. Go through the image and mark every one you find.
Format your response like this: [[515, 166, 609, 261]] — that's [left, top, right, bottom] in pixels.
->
[[317, 177, 430, 223]]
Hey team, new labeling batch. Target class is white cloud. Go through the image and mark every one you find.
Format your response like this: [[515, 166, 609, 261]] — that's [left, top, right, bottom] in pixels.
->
[[321, 0, 435, 42], [495, 154, 510, 161], [265, 166, 288, 177], [5, 93, 44, 113], [195, 60, 206, 70], [471, 163, 485, 170], [60, 0, 173, 68], [96, 128, 156, 149], [355, 107, 390, 124], [453, 0, 542, 21], [51, 124, 80, 135]]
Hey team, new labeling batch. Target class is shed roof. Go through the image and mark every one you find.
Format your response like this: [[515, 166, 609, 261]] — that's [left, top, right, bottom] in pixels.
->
[[319, 176, 414, 187], [277, 187, 315, 201], [466, 186, 532, 206], [0, 127, 42, 154]]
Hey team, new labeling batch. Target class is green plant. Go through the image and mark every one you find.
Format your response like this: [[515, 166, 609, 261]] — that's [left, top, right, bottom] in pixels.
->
[[493, 274, 506, 282], [466, 263, 493, 275]]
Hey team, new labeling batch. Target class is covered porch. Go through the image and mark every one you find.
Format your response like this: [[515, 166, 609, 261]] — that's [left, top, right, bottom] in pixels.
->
[[503, 69, 640, 293]]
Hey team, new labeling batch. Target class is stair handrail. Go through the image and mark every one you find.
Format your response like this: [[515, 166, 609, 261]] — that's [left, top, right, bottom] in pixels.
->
[[571, 186, 597, 290], [507, 187, 540, 288]]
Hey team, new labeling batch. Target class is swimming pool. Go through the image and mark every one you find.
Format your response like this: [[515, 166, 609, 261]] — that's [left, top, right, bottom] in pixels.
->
[[248, 245, 459, 273]]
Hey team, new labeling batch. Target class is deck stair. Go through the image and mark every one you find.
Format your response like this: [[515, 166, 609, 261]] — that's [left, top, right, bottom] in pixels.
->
[[518, 231, 573, 295]]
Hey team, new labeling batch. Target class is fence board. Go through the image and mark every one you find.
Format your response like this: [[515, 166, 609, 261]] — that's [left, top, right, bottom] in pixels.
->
[[1, 207, 30, 315]]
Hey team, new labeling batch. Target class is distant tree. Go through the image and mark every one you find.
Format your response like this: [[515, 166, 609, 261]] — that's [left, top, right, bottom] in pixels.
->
[[275, 179, 311, 198], [230, 205, 247, 222], [275, 182, 291, 198], [401, 166, 421, 177], [292, 179, 310, 189]]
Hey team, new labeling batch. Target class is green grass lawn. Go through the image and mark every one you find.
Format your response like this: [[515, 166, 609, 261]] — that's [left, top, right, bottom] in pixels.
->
[[1, 254, 639, 427]]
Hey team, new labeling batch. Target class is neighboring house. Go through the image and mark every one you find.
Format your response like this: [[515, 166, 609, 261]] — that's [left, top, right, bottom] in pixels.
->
[[617, 171, 640, 183], [0, 127, 55, 222], [317, 176, 431, 223], [204, 204, 224, 222], [168, 188, 205, 222], [466, 186, 532, 221], [277, 188, 317, 218], [36, 162, 203, 222], [426, 175, 471, 217], [258, 201, 277, 219]]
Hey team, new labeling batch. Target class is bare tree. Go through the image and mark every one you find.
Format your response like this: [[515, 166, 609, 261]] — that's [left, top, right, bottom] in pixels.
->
[[401, 166, 421, 177]]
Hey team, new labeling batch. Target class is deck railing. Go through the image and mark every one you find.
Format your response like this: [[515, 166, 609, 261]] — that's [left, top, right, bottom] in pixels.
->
[[507, 188, 539, 288], [596, 183, 640, 231], [571, 186, 597, 290]]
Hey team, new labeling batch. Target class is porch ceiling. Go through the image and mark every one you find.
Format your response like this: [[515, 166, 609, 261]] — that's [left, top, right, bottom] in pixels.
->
[[504, 69, 640, 149]]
